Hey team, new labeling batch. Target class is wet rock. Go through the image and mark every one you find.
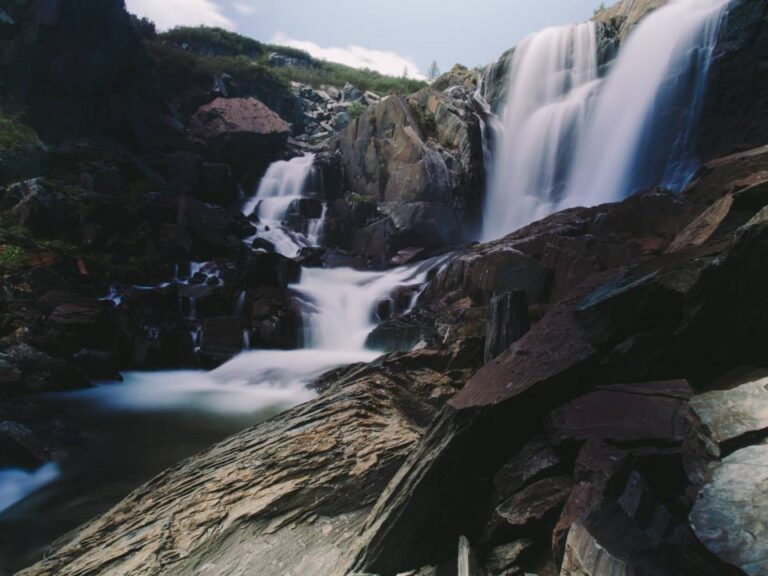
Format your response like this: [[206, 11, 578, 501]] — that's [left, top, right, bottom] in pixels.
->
[[487, 476, 573, 537], [388, 201, 462, 250], [235, 249, 301, 288], [423, 246, 547, 307], [365, 314, 436, 353], [198, 316, 244, 367], [249, 287, 302, 350], [690, 444, 768, 576], [484, 290, 530, 363], [352, 218, 396, 262]]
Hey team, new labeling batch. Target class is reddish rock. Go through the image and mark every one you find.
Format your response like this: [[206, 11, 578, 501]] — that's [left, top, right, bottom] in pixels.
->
[[190, 97, 290, 141], [547, 380, 692, 445]]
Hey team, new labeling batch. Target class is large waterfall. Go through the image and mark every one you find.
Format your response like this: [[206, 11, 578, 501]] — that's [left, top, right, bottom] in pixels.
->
[[482, 0, 731, 241], [482, 22, 599, 241]]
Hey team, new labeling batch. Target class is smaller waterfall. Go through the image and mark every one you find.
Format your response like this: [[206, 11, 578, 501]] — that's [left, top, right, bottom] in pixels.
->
[[482, 22, 599, 241], [560, 0, 731, 210], [242, 153, 326, 257]]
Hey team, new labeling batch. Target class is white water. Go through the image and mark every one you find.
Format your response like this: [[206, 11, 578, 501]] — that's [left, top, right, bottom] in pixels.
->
[[561, 0, 730, 210], [482, 0, 730, 240], [242, 153, 326, 257], [0, 463, 60, 514], [482, 22, 599, 240]]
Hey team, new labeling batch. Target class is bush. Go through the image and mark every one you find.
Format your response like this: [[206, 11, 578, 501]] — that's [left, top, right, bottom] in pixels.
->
[[347, 102, 367, 120], [160, 26, 267, 58], [0, 245, 25, 269], [0, 112, 38, 153]]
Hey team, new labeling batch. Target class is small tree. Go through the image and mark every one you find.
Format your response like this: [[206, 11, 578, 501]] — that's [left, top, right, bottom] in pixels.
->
[[428, 60, 441, 82]]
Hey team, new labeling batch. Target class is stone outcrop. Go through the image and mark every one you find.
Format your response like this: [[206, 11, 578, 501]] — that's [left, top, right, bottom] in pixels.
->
[[18, 345, 480, 576]]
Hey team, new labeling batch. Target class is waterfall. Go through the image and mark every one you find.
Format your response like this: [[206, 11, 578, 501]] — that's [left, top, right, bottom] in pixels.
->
[[242, 153, 326, 257], [481, 22, 600, 241], [560, 0, 731, 210], [481, 0, 731, 240]]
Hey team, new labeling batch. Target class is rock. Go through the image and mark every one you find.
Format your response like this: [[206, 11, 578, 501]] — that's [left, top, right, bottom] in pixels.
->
[[343, 82, 364, 102], [492, 438, 561, 506], [72, 349, 122, 381], [490, 476, 573, 534], [0, 343, 90, 397], [18, 351, 445, 576], [665, 194, 735, 253], [365, 314, 436, 353], [189, 97, 290, 177], [450, 274, 612, 410], [9, 179, 74, 239], [352, 218, 396, 262], [485, 540, 533, 575], [547, 380, 693, 445], [484, 291, 530, 363], [687, 373, 768, 459], [388, 201, 462, 250], [249, 287, 302, 350], [235, 249, 301, 288], [92, 166, 125, 196], [560, 471, 681, 576], [697, 0, 768, 160], [423, 246, 547, 306], [690, 444, 768, 576], [324, 197, 380, 251], [198, 317, 244, 367]]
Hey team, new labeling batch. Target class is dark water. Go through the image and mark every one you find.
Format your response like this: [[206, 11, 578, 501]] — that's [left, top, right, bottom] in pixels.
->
[[0, 372, 300, 575]]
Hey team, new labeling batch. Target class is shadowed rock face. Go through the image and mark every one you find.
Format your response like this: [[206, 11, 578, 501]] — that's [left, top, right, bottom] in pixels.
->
[[5, 0, 169, 145]]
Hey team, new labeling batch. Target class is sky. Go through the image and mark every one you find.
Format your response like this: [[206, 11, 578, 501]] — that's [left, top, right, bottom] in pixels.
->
[[125, 0, 609, 79]]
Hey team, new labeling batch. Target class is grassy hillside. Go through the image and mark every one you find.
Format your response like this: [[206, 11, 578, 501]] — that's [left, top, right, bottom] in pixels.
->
[[155, 26, 427, 95]]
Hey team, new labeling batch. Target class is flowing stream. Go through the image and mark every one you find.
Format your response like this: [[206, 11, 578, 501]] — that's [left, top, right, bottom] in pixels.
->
[[482, 0, 731, 240], [0, 155, 445, 572]]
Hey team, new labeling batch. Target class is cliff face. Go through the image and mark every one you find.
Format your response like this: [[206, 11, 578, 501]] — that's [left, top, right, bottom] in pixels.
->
[[4, 0, 169, 145], [698, 0, 768, 159]]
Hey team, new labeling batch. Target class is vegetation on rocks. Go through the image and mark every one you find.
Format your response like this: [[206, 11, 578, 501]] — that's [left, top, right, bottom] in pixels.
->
[[0, 111, 38, 153]]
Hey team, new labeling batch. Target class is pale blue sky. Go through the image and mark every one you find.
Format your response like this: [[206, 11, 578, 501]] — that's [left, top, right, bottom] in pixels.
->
[[127, 0, 609, 77]]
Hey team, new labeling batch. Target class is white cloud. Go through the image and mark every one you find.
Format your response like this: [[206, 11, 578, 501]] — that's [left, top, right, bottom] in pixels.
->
[[271, 33, 426, 80], [125, 0, 235, 31], [231, 1, 256, 15]]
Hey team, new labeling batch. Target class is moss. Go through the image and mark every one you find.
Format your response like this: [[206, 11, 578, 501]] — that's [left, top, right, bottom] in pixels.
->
[[0, 245, 25, 269], [345, 192, 376, 204], [0, 112, 38, 154]]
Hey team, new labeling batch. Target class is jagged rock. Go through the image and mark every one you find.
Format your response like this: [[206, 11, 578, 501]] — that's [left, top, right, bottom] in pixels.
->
[[560, 471, 680, 576], [235, 250, 301, 288], [423, 246, 547, 307], [492, 438, 561, 506], [387, 201, 462, 250], [18, 350, 446, 576], [249, 287, 302, 350], [488, 476, 573, 536], [666, 194, 735, 253], [690, 444, 768, 576], [484, 291, 530, 362], [687, 373, 768, 459]]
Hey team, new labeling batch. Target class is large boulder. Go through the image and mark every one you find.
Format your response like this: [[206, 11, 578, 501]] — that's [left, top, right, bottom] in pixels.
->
[[189, 97, 290, 178]]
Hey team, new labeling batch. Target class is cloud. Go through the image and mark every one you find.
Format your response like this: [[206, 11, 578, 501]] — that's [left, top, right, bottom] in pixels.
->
[[271, 33, 426, 80], [231, 2, 256, 15], [125, 0, 235, 31]]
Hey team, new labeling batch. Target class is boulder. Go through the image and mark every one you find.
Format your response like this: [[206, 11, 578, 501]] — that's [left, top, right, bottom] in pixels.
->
[[235, 250, 301, 288], [198, 316, 244, 367], [690, 444, 768, 576], [189, 97, 290, 177], [687, 372, 768, 459]]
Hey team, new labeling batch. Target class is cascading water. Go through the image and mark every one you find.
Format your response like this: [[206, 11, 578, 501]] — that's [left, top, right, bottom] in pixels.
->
[[242, 153, 325, 257], [481, 0, 731, 240], [481, 22, 600, 241], [560, 0, 731, 210]]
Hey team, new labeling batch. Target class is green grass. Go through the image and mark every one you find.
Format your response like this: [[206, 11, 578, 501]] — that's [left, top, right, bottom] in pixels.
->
[[0, 112, 37, 153]]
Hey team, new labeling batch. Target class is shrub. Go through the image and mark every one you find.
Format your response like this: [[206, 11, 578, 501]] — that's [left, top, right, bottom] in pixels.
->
[[0, 245, 25, 269], [347, 102, 367, 120]]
